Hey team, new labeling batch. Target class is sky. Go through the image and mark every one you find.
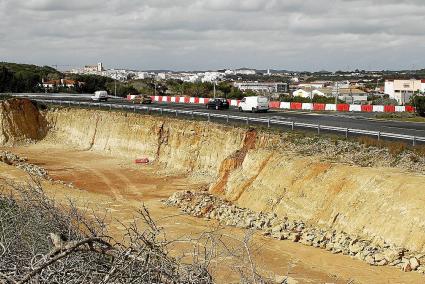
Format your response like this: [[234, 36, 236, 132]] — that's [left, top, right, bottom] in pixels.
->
[[1, 0, 425, 71]]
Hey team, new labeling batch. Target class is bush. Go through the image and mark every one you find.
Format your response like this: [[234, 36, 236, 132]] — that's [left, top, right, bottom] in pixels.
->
[[0, 94, 12, 101], [0, 181, 212, 283], [413, 95, 425, 116], [0, 180, 268, 283]]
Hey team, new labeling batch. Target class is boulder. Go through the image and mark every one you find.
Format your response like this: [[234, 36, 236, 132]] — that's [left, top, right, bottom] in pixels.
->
[[402, 262, 412, 272], [409, 257, 420, 271]]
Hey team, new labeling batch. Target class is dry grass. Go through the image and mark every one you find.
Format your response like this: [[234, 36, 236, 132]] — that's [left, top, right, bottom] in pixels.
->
[[375, 112, 425, 123], [356, 136, 411, 156]]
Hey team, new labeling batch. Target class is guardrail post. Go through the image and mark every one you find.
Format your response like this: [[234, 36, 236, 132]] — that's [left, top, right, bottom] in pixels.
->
[[175, 110, 178, 117], [317, 124, 320, 135], [160, 108, 163, 115], [377, 131, 381, 141], [291, 121, 294, 131], [109, 104, 112, 111], [345, 128, 348, 139], [208, 113, 210, 122], [246, 117, 249, 125], [59, 101, 62, 106], [226, 115, 229, 123], [413, 136, 416, 146], [68, 102, 71, 107], [191, 111, 194, 119], [148, 107, 151, 114], [267, 118, 270, 128], [134, 106, 136, 112]]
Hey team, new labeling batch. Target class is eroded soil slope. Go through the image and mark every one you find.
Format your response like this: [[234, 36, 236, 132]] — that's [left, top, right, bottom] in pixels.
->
[[0, 99, 47, 145], [2, 100, 425, 282], [44, 108, 425, 253]]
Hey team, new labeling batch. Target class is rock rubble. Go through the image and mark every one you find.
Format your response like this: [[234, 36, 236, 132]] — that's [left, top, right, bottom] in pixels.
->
[[0, 151, 51, 180], [165, 191, 424, 274]]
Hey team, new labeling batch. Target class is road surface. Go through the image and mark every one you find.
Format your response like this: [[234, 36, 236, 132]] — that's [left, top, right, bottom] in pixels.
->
[[11, 93, 425, 140]]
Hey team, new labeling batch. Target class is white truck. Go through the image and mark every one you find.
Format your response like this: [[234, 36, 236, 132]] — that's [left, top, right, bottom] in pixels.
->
[[238, 96, 269, 113], [91, 91, 109, 102]]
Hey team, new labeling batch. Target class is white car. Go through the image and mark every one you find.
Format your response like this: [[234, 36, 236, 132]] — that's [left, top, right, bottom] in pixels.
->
[[91, 91, 109, 102], [238, 96, 269, 113]]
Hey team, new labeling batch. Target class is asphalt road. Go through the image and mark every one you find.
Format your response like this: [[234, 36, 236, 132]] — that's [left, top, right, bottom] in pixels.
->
[[11, 93, 425, 139]]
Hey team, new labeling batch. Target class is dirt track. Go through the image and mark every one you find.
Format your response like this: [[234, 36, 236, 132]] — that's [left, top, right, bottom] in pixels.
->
[[1, 143, 423, 284]]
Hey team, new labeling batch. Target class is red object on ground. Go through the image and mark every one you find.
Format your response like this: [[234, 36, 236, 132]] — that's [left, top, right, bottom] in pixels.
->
[[135, 158, 149, 164], [313, 103, 325, 111], [291, 102, 302, 110]]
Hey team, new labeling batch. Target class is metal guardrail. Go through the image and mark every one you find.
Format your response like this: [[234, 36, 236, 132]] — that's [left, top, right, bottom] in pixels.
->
[[36, 99, 425, 146]]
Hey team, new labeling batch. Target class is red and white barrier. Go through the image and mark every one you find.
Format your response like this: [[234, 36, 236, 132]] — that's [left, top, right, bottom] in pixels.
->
[[280, 102, 291, 109], [134, 95, 415, 113], [325, 104, 337, 111], [349, 105, 361, 112], [302, 103, 313, 111]]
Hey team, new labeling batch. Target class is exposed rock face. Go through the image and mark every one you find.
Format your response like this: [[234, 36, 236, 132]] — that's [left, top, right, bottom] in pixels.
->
[[0, 99, 48, 145], [44, 108, 425, 253], [165, 191, 425, 273]]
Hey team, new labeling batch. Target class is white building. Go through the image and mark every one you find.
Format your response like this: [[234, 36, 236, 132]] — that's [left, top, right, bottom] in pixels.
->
[[235, 69, 256, 75], [293, 89, 312, 98], [384, 79, 425, 105], [83, 62, 103, 73], [136, 72, 152, 80], [235, 82, 288, 93], [312, 88, 333, 97], [298, 81, 330, 89], [201, 72, 224, 83]]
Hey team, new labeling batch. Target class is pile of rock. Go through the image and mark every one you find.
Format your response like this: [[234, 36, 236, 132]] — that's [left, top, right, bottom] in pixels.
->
[[0, 151, 51, 180], [165, 191, 424, 274]]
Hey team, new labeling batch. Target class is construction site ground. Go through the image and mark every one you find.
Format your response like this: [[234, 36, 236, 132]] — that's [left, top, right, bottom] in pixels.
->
[[0, 143, 422, 284]]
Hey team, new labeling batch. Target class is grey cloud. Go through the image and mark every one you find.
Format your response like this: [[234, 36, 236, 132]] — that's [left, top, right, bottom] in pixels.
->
[[1, 0, 424, 70]]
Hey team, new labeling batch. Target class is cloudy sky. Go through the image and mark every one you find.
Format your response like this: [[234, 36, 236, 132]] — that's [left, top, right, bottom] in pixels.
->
[[1, 0, 424, 71]]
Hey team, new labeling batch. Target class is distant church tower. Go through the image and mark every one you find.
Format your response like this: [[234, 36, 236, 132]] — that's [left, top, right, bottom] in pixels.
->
[[97, 62, 104, 72]]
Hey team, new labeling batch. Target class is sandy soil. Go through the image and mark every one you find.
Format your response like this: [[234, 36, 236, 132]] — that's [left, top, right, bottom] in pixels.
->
[[1, 143, 424, 284]]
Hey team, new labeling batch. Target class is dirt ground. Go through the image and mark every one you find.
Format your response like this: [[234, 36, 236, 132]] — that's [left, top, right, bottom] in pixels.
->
[[1, 143, 424, 284]]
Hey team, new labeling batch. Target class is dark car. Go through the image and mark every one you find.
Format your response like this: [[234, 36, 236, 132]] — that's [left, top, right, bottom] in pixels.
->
[[206, 98, 229, 110]]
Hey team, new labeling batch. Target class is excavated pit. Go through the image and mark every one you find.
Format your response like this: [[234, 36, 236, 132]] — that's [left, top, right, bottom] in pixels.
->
[[2, 99, 425, 282]]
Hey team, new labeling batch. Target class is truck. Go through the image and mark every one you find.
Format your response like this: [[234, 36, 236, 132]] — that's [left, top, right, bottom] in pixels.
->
[[238, 96, 269, 113], [91, 91, 109, 102]]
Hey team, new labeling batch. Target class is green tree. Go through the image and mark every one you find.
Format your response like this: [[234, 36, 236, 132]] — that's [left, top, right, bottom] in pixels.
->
[[413, 96, 425, 116]]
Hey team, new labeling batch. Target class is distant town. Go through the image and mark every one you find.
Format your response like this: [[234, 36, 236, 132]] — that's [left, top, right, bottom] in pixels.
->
[[63, 62, 425, 106], [1, 61, 424, 107]]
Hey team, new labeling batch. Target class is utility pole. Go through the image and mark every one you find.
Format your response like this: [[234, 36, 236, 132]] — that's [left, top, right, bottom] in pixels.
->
[[411, 78, 416, 107], [114, 71, 117, 97], [213, 81, 216, 98], [154, 77, 157, 97], [334, 81, 339, 105]]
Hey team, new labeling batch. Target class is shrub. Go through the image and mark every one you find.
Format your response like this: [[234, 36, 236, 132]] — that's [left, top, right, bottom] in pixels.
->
[[0, 94, 12, 101], [413, 95, 425, 116]]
